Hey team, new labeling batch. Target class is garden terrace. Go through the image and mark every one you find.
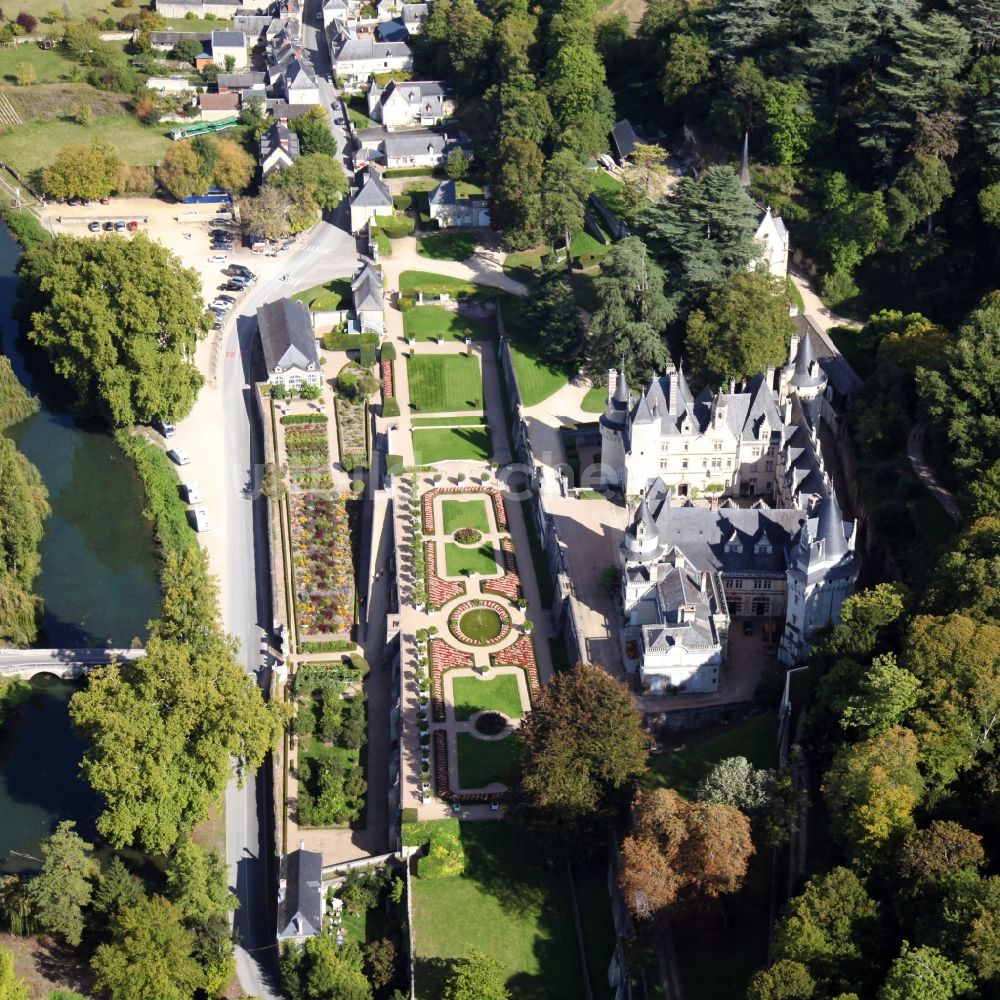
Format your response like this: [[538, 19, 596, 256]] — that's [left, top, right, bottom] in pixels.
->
[[447, 600, 511, 646], [291, 494, 355, 637], [406, 354, 483, 412], [335, 362, 370, 471], [452, 673, 524, 721], [483, 537, 522, 601], [412, 427, 492, 464], [421, 486, 507, 534], [284, 422, 332, 489], [403, 305, 489, 343], [442, 497, 490, 533], [430, 638, 473, 722], [456, 732, 521, 789], [443, 541, 498, 578], [425, 540, 466, 610], [489, 635, 541, 700]]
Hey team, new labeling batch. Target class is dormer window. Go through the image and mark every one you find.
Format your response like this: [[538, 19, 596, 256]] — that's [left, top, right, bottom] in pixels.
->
[[755, 540, 772, 555], [726, 540, 742, 554]]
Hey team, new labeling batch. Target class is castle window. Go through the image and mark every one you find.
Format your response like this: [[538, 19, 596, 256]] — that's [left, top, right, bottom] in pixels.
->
[[684, 443, 689, 451], [726, 460, 731, 468], [660, 459, 669, 469], [765, 460, 773, 471], [726, 542, 742, 555], [711, 458, 722, 469], [713, 440, 722, 451], [661, 442, 669, 453], [755, 541, 772, 555], [682, 459, 688, 470]]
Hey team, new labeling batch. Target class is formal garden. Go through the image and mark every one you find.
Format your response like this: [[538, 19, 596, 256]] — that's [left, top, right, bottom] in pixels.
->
[[403, 305, 488, 342], [411, 426, 493, 464], [334, 363, 374, 471], [407, 354, 484, 412], [291, 657, 369, 827], [282, 414, 333, 490]]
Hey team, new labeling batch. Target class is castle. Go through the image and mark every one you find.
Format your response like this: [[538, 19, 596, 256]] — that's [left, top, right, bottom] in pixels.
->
[[602, 335, 860, 691]]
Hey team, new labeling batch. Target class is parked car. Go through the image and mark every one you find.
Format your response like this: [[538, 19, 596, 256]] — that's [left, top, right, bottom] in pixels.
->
[[103, 221, 114, 231], [100, 197, 110, 205], [126, 220, 138, 232], [67, 197, 82, 206], [190, 507, 211, 532], [88, 221, 100, 232], [211, 217, 231, 226], [114, 221, 126, 231], [208, 255, 228, 263], [155, 417, 176, 439], [167, 448, 191, 466], [216, 294, 236, 304], [181, 481, 202, 503]]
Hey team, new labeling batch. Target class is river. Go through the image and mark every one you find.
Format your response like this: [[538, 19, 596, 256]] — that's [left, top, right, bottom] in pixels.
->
[[0, 222, 162, 873]]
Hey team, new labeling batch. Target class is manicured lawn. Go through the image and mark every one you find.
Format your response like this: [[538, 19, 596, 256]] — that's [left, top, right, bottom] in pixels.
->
[[500, 297, 571, 406], [18, 0, 113, 23], [292, 277, 352, 312], [570, 229, 610, 261], [0, 113, 172, 173], [456, 732, 522, 788], [411, 821, 585, 999], [412, 427, 492, 463], [0, 44, 76, 85], [345, 93, 376, 129], [407, 354, 483, 412], [590, 169, 630, 217], [403, 305, 488, 342], [458, 607, 503, 640], [503, 246, 546, 283], [158, 16, 234, 29], [417, 232, 477, 261], [580, 385, 606, 413], [786, 275, 805, 313], [452, 673, 524, 721], [399, 269, 477, 296], [412, 415, 486, 427], [441, 497, 489, 533], [444, 542, 497, 577], [643, 714, 778, 798]]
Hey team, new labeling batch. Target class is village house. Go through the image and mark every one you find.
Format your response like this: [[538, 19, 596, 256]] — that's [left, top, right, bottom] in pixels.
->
[[348, 166, 393, 233], [211, 29, 249, 69], [257, 298, 321, 392], [351, 262, 384, 335], [427, 179, 490, 229], [366, 78, 453, 130], [328, 23, 412, 91], [259, 119, 300, 176], [276, 846, 324, 945]]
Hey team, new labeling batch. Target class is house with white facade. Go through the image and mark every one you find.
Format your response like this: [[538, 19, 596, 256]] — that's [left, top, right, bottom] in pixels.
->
[[351, 262, 384, 334], [257, 298, 321, 392], [349, 166, 393, 232], [283, 57, 320, 104], [402, 3, 429, 33], [276, 847, 324, 945], [740, 133, 790, 279], [211, 29, 248, 69], [259, 119, 300, 176], [329, 23, 412, 90], [428, 179, 489, 229], [366, 78, 453, 129]]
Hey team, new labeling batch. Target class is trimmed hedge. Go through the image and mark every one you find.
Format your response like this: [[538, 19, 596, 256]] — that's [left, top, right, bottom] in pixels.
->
[[300, 639, 356, 653], [373, 213, 415, 239], [324, 331, 379, 352], [360, 343, 377, 367], [382, 397, 400, 417], [281, 414, 328, 425], [384, 167, 440, 178], [386, 454, 404, 474], [380, 342, 397, 361], [115, 431, 196, 558]]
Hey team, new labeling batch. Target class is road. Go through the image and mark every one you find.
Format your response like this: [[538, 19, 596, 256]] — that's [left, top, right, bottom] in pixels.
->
[[220, 207, 357, 997]]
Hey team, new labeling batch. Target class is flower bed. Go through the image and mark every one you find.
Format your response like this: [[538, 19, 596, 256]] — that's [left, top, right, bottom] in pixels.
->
[[490, 634, 541, 701], [284, 424, 330, 488], [335, 384, 369, 471], [483, 537, 522, 601], [291, 494, 355, 636], [429, 638, 473, 721], [381, 359, 395, 397], [421, 486, 507, 534], [448, 600, 512, 646], [425, 541, 466, 610], [454, 527, 482, 545]]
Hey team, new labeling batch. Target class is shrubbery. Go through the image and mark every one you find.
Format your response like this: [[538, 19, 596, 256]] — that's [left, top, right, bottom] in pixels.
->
[[401, 819, 467, 878]]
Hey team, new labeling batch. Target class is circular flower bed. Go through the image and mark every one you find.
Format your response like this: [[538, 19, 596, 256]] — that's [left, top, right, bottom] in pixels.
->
[[448, 600, 512, 646], [454, 527, 482, 545], [474, 711, 507, 736]]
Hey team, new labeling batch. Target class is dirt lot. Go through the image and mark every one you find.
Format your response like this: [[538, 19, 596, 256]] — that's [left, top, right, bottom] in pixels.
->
[[2, 931, 93, 999]]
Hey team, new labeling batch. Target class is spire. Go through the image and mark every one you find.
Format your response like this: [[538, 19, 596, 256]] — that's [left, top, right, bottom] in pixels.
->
[[739, 131, 751, 191], [815, 490, 848, 561], [789, 332, 822, 387], [676, 359, 694, 409], [614, 359, 629, 404]]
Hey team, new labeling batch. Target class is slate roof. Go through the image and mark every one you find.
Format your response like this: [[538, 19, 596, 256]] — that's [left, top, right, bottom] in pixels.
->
[[334, 35, 412, 62], [211, 29, 247, 47], [376, 18, 408, 40], [259, 121, 300, 164], [351, 167, 393, 208], [257, 298, 318, 374], [150, 30, 210, 46], [218, 71, 267, 89], [402, 2, 429, 22], [277, 849, 323, 940], [643, 564, 721, 652], [381, 130, 454, 159], [285, 57, 317, 89], [352, 262, 383, 311], [611, 119, 638, 160], [233, 15, 274, 37]]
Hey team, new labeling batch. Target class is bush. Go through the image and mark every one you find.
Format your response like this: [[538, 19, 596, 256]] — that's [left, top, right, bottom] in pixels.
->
[[398, 295, 415, 314], [380, 342, 397, 361], [300, 639, 355, 653], [16, 11, 38, 31], [401, 821, 467, 878], [359, 342, 376, 368], [337, 371, 358, 397], [348, 653, 370, 677], [3, 209, 52, 250], [382, 397, 400, 417], [351, 479, 365, 494], [281, 414, 328, 425], [401, 807, 418, 823], [300, 383, 321, 400]]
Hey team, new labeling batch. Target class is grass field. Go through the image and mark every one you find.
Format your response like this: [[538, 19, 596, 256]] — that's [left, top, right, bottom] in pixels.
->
[[503, 246, 547, 283], [452, 673, 524, 721], [411, 821, 585, 999], [412, 427, 491, 463], [442, 497, 490, 533], [417, 231, 477, 261], [0, 44, 77, 85], [292, 277, 352, 312], [18, 0, 113, 23], [444, 541, 497, 576], [500, 297, 571, 406], [400, 269, 477, 296], [0, 113, 171, 174], [580, 385, 606, 412], [643, 714, 778, 798], [456, 732, 522, 788], [407, 354, 483, 412], [403, 305, 488, 342], [411, 415, 486, 428], [570, 229, 611, 262]]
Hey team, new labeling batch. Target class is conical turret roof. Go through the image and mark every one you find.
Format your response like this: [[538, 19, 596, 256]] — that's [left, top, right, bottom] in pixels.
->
[[790, 333, 826, 388], [815, 491, 848, 561], [614, 368, 629, 404], [739, 132, 751, 190]]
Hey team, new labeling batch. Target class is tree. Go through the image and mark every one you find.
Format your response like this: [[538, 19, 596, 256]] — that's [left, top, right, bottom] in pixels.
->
[[42, 139, 124, 201], [238, 95, 269, 139], [619, 786, 753, 919], [926, 517, 1000, 623], [822, 726, 924, 865], [685, 269, 794, 387], [270, 153, 348, 229], [899, 822, 985, 887], [290, 106, 337, 157], [281, 937, 372, 1000], [15, 11, 36, 31], [903, 613, 1000, 788], [622, 142, 671, 203], [839, 653, 921, 736], [21, 233, 206, 428], [152, 545, 222, 654], [445, 147, 469, 182], [818, 172, 888, 287], [589, 236, 674, 378], [13, 61, 34, 85], [707, 0, 780, 60], [772, 867, 881, 996], [363, 938, 398, 992], [640, 165, 762, 304], [70, 629, 284, 854], [512, 662, 648, 859], [239, 186, 294, 242], [172, 37, 202, 62], [93, 856, 144, 920], [747, 960, 816, 1000], [443, 948, 509, 1000], [522, 257, 585, 372], [762, 78, 814, 165], [661, 32, 710, 105], [165, 840, 234, 923], [156, 142, 209, 200], [540, 149, 591, 264], [813, 583, 907, 662], [0, 946, 28, 1000], [223, 53, 235, 72], [697, 756, 772, 811], [969, 459, 1000, 517], [212, 138, 255, 194], [918, 291, 1000, 476], [488, 136, 543, 248], [878, 943, 974, 1000], [28, 821, 98, 946], [92, 896, 204, 1000]]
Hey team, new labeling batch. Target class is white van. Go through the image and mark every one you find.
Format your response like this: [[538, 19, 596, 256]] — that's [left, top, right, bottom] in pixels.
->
[[190, 507, 211, 532], [182, 481, 202, 504]]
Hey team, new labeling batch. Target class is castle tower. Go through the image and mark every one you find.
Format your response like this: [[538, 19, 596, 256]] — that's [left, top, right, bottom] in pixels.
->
[[599, 368, 630, 489], [785, 332, 828, 425]]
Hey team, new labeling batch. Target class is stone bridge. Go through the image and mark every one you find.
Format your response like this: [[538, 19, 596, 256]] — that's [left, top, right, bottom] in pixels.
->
[[0, 648, 146, 681]]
